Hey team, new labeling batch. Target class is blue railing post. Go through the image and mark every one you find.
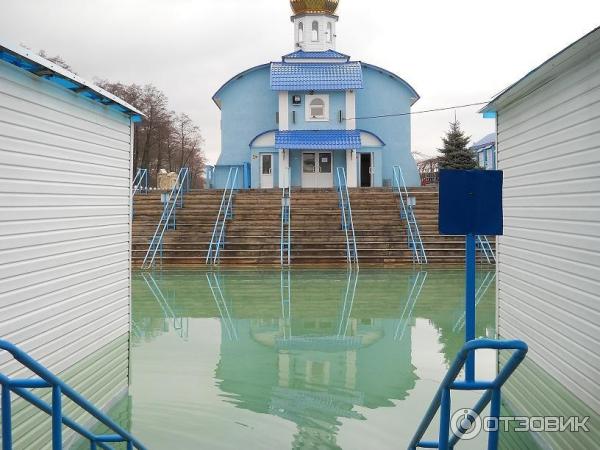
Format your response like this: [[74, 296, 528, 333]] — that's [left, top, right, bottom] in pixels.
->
[[2, 384, 12, 450], [465, 233, 476, 381], [52, 385, 62, 450], [439, 388, 451, 450], [488, 388, 502, 450]]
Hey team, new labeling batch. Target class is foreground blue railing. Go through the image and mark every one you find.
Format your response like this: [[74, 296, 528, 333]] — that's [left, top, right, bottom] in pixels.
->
[[206, 167, 238, 264], [476, 235, 496, 264], [0, 340, 147, 450], [280, 187, 291, 266], [408, 339, 528, 450], [336, 168, 358, 266], [393, 165, 427, 265], [141, 167, 189, 269]]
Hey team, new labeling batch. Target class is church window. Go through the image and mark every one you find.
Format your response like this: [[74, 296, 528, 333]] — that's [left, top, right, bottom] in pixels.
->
[[326, 23, 332, 43], [312, 21, 319, 41], [306, 94, 329, 121], [298, 22, 304, 42]]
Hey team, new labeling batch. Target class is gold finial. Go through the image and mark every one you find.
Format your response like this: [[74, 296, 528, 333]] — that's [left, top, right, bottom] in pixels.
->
[[290, 0, 339, 15]]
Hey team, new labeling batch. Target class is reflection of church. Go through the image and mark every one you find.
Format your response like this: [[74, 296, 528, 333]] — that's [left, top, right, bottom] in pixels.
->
[[214, 272, 418, 448]]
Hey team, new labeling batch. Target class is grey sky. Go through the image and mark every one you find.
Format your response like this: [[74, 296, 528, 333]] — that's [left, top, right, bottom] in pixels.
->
[[2, 0, 599, 163]]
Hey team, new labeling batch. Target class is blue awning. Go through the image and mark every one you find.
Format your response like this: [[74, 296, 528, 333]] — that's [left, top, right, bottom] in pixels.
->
[[275, 130, 361, 150], [270, 62, 363, 91]]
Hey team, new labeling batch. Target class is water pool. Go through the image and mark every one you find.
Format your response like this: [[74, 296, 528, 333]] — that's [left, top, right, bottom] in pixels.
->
[[120, 268, 535, 449]]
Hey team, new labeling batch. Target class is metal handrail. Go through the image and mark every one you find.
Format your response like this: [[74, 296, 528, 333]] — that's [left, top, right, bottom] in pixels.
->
[[131, 168, 148, 197], [141, 167, 189, 269], [393, 166, 427, 265], [208, 167, 239, 264], [477, 235, 496, 264], [408, 339, 528, 450], [0, 340, 147, 450], [280, 187, 291, 266], [336, 168, 358, 266]]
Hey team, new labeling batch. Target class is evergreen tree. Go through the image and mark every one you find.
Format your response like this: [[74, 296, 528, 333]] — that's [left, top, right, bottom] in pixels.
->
[[438, 120, 477, 169]]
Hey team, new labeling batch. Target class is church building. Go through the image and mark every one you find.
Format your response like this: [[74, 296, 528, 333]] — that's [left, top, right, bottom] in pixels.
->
[[211, 0, 421, 189]]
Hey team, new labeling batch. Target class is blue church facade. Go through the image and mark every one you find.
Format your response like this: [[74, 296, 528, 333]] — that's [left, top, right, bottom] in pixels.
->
[[210, 0, 421, 189]]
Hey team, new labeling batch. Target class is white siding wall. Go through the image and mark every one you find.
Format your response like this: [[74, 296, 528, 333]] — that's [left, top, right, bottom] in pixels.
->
[[497, 46, 600, 420], [0, 60, 132, 382]]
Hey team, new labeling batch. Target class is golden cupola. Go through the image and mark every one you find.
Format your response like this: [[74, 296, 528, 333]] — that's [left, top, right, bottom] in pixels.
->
[[290, 0, 339, 15]]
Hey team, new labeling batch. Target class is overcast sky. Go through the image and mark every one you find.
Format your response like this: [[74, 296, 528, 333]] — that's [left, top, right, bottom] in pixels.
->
[[2, 0, 599, 163]]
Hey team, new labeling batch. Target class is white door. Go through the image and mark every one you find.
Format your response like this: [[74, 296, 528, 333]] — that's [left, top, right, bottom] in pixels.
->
[[302, 152, 333, 188], [317, 152, 333, 188], [260, 154, 274, 188]]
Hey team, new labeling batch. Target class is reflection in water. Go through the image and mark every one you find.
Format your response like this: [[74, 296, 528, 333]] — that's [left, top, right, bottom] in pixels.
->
[[214, 269, 421, 449], [130, 268, 500, 449], [452, 271, 496, 333], [135, 272, 189, 340]]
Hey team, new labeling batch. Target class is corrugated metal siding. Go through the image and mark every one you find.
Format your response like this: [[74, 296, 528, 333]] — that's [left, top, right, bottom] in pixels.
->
[[0, 59, 132, 444], [496, 40, 600, 445]]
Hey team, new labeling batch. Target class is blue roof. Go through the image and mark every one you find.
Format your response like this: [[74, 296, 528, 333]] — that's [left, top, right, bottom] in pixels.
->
[[275, 130, 361, 150], [270, 62, 363, 91], [283, 50, 350, 61]]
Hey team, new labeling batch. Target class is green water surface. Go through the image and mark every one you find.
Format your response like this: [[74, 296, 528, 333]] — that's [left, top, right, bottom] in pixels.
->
[[122, 268, 537, 450]]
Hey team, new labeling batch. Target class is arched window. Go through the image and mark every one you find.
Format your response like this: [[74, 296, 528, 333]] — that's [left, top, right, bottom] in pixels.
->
[[326, 23, 332, 43], [309, 98, 325, 119], [312, 21, 319, 41], [298, 22, 304, 42]]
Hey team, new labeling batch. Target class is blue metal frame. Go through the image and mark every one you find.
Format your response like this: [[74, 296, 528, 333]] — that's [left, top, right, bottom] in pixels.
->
[[393, 165, 427, 264], [206, 167, 239, 264], [408, 339, 528, 450], [0, 340, 147, 450], [280, 187, 292, 266], [141, 168, 189, 269], [336, 167, 359, 266]]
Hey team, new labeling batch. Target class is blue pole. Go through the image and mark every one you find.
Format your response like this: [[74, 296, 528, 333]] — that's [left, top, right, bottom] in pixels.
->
[[488, 388, 501, 450], [2, 384, 12, 450], [439, 388, 451, 450], [52, 385, 62, 450], [465, 233, 476, 381]]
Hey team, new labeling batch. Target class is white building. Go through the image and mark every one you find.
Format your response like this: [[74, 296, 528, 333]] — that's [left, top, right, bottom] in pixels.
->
[[0, 40, 142, 446], [482, 26, 599, 449]]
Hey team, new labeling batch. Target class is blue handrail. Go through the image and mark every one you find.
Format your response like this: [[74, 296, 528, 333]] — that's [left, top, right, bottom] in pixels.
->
[[141, 167, 189, 269], [280, 187, 291, 266], [393, 165, 428, 265], [0, 340, 147, 450], [408, 338, 528, 450], [131, 168, 148, 197], [336, 167, 358, 266], [476, 235, 496, 264], [206, 167, 238, 264]]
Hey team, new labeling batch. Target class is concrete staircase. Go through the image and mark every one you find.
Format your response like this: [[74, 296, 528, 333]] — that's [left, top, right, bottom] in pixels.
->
[[132, 186, 494, 267]]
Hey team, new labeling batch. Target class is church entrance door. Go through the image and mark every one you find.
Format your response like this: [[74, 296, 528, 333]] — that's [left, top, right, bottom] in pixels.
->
[[302, 152, 333, 188]]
